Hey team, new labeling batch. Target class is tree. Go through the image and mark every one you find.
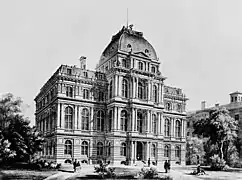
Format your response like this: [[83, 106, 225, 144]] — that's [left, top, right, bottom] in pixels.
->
[[0, 93, 22, 128], [0, 93, 45, 164], [4, 114, 45, 162], [194, 107, 238, 163], [186, 136, 205, 165]]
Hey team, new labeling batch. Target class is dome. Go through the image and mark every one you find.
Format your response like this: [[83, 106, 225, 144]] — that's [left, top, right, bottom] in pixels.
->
[[99, 26, 158, 65]]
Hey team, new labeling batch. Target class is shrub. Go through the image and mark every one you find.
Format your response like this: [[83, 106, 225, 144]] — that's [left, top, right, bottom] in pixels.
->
[[139, 167, 158, 179], [210, 154, 226, 170], [94, 162, 116, 179]]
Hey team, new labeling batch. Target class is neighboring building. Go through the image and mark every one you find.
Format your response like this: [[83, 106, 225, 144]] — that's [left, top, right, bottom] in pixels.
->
[[187, 91, 242, 157], [35, 25, 188, 165]]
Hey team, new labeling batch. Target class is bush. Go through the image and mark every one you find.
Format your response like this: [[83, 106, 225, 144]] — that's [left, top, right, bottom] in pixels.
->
[[210, 154, 226, 170], [139, 167, 158, 179], [94, 162, 116, 179]]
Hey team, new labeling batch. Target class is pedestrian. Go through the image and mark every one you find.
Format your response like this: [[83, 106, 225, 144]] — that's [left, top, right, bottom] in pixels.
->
[[164, 160, 168, 173], [167, 160, 171, 173], [148, 158, 150, 167], [73, 159, 78, 173]]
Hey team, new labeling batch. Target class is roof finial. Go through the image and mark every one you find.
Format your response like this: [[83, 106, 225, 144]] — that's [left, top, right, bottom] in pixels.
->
[[126, 8, 129, 28]]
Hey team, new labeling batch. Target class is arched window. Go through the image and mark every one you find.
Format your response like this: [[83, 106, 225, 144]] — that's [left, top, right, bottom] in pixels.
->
[[175, 120, 181, 137], [97, 142, 103, 156], [137, 112, 143, 133], [65, 107, 73, 129], [107, 142, 111, 156], [121, 110, 128, 131], [153, 85, 158, 102], [64, 140, 72, 155], [98, 91, 104, 101], [81, 141, 88, 156], [175, 146, 180, 158], [138, 82, 145, 99], [122, 79, 128, 98], [151, 66, 156, 73], [138, 62, 143, 70], [122, 59, 128, 68], [66, 86, 73, 97], [97, 111, 104, 131], [177, 104, 182, 112], [152, 114, 157, 134], [83, 89, 89, 99], [151, 144, 156, 157], [82, 109, 89, 130], [127, 44, 132, 49], [164, 145, 170, 157], [164, 119, 170, 137], [120, 142, 126, 156], [166, 102, 172, 111], [109, 81, 113, 99]]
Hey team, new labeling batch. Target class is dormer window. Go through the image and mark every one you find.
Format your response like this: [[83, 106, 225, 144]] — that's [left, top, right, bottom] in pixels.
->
[[151, 66, 156, 73], [145, 49, 149, 54], [83, 72, 88, 78], [67, 68, 72, 75], [127, 44, 132, 48], [138, 62, 143, 70], [122, 59, 128, 68]]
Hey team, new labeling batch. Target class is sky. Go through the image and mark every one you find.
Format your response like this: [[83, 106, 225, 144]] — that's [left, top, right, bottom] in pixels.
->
[[1, 0, 242, 125]]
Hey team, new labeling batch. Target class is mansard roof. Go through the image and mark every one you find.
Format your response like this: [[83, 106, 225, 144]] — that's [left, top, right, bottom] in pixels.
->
[[99, 25, 158, 65]]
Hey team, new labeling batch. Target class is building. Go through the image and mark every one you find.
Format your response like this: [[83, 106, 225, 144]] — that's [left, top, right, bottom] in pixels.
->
[[186, 91, 242, 157], [34, 25, 188, 166]]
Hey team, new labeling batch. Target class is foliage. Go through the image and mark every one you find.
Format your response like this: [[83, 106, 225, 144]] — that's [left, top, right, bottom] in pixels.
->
[[194, 107, 238, 164], [139, 167, 158, 179], [0, 93, 22, 125], [0, 93, 45, 164], [0, 131, 16, 164], [210, 154, 226, 170], [94, 162, 116, 179], [186, 136, 205, 165]]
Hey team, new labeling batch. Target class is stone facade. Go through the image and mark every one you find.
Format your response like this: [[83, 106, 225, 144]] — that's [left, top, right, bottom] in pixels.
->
[[35, 26, 188, 166]]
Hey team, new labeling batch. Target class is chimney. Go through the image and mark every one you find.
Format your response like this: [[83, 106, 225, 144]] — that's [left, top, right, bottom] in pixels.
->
[[215, 103, 219, 107], [79, 56, 87, 70], [201, 101, 206, 110]]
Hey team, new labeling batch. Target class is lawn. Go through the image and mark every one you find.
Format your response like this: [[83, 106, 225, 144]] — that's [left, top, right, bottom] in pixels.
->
[[0, 168, 58, 180]]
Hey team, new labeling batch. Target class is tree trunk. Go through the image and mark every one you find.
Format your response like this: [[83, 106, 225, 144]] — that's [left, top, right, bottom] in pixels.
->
[[220, 140, 224, 160]]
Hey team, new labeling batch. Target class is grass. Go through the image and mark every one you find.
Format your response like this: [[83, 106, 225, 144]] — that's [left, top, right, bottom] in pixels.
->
[[0, 168, 58, 180]]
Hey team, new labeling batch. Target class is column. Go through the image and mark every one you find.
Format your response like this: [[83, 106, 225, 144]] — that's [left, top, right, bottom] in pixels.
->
[[148, 80, 151, 101], [57, 103, 60, 128], [158, 83, 161, 104], [90, 107, 94, 131], [157, 113, 160, 135], [117, 107, 120, 130], [160, 114, 164, 136], [114, 75, 118, 96], [132, 77, 136, 98], [74, 105, 78, 129], [136, 77, 138, 98], [172, 118, 175, 137], [134, 141, 137, 163], [160, 84, 164, 104], [147, 111, 150, 132], [77, 106, 81, 129], [132, 108, 135, 131], [113, 107, 117, 131], [61, 104, 65, 128], [147, 142, 150, 160]]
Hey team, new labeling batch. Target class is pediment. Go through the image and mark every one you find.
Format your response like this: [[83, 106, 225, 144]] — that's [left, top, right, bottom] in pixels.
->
[[133, 51, 149, 58]]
